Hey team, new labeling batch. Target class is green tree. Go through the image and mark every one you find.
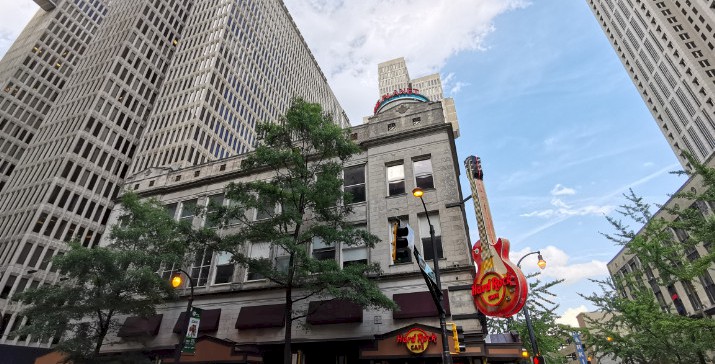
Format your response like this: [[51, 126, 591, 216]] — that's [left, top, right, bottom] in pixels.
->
[[580, 278, 715, 364], [196, 98, 395, 364], [15, 192, 187, 363], [583, 154, 715, 363], [489, 275, 568, 363]]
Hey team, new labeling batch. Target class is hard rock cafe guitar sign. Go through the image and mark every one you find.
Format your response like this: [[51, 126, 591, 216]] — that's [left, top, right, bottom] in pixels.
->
[[465, 156, 528, 317]]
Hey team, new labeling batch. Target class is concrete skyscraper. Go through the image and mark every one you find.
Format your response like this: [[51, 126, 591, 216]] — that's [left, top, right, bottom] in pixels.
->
[[586, 0, 715, 169], [0, 0, 348, 348], [376, 57, 459, 137]]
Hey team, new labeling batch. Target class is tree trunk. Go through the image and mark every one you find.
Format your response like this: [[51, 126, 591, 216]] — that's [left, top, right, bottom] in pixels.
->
[[283, 251, 296, 364]]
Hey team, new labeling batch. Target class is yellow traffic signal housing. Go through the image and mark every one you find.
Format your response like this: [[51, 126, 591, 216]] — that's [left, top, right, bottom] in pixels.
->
[[449, 323, 466, 354]]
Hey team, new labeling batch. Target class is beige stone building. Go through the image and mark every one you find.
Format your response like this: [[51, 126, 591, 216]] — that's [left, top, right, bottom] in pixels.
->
[[97, 99, 524, 363]]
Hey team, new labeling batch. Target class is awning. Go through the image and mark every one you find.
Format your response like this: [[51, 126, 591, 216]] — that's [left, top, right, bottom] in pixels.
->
[[172, 308, 221, 334], [392, 290, 450, 319], [236, 304, 285, 329], [117, 314, 163, 338], [306, 299, 363, 325]]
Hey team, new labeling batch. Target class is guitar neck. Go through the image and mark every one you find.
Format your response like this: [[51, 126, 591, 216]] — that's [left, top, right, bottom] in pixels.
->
[[465, 157, 497, 254]]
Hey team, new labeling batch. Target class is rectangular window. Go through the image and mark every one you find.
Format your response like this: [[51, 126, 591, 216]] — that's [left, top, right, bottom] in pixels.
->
[[179, 199, 197, 223], [312, 237, 336, 261], [205, 194, 224, 228], [419, 213, 443, 260], [1, 275, 17, 299], [386, 163, 405, 196], [246, 242, 270, 281], [165, 203, 178, 220], [344, 165, 366, 204], [190, 247, 212, 287], [413, 158, 434, 189], [212, 252, 234, 284], [343, 224, 368, 267]]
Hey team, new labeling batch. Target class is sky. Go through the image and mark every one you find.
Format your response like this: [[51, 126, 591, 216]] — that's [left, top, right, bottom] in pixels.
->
[[0, 0, 688, 328]]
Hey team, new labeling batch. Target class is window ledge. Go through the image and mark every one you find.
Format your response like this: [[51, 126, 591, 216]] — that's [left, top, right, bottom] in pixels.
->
[[386, 193, 407, 198]]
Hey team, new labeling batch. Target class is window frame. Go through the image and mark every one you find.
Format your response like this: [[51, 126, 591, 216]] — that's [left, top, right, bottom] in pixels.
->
[[386, 162, 405, 196]]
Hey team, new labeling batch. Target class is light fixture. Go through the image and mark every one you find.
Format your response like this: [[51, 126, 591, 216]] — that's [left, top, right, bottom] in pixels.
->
[[412, 187, 424, 198], [521, 348, 529, 358], [537, 253, 546, 270], [171, 274, 183, 288]]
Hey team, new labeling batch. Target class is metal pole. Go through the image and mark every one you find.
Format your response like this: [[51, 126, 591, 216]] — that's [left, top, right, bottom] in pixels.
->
[[517, 252, 541, 358], [173, 269, 194, 364], [420, 197, 452, 364]]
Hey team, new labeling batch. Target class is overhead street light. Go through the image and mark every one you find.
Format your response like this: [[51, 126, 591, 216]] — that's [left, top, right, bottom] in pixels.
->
[[517, 251, 547, 363], [412, 187, 452, 364], [171, 268, 195, 364]]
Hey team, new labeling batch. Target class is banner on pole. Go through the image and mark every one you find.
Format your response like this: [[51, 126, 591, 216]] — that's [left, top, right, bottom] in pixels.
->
[[182, 307, 202, 354]]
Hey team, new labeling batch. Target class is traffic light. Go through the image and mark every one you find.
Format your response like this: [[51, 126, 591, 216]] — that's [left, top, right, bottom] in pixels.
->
[[391, 221, 412, 262], [450, 323, 466, 353], [533, 354, 546, 364]]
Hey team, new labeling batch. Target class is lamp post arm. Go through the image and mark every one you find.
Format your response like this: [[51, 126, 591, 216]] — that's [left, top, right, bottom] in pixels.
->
[[517, 251, 541, 268]]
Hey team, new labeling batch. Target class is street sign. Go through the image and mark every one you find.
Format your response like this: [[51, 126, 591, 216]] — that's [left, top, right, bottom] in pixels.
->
[[415, 248, 437, 288], [414, 248, 443, 314], [572, 332, 588, 364]]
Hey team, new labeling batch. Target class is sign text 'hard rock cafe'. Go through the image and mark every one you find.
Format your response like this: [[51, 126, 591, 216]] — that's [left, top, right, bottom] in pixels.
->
[[396, 328, 437, 354], [472, 271, 519, 306]]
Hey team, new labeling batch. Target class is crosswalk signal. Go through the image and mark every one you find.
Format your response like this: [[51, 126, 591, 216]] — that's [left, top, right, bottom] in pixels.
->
[[533, 354, 546, 364], [450, 323, 466, 353], [391, 221, 411, 263]]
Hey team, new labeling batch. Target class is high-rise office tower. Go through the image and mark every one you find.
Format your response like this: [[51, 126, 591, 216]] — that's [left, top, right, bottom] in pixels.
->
[[586, 0, 715, 168], [376, 57, 459, 137], [0, 0, 348, 347]]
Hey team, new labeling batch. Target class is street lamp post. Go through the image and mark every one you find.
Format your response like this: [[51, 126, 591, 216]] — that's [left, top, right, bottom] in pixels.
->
[[171, 268, 195, 364], [517, 251, 547, 361], [412, 187, 453, 364]]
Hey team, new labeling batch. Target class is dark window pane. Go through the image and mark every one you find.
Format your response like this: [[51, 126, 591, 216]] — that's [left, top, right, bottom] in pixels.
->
[[214, 265, 234, 284], [422, 236, 443, 260], [415, 175, 434, 189], [388, 181, 405, 196], [344, 165, 365, 185], [345, 185, 365, 203]]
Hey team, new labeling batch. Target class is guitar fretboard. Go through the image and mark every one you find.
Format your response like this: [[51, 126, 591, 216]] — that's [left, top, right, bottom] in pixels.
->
[[465, 156, 497, 271]]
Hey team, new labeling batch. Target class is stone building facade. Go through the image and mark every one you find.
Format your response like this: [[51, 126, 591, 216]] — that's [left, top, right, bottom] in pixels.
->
[[98, 100, 523, 363]]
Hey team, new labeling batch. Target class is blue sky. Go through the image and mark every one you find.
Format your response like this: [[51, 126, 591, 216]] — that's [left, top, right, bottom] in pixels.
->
[[0, 0, 687, 326]]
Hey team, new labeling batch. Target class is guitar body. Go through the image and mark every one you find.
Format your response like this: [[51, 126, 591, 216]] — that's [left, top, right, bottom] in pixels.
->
[[471, 237, 528, 317]]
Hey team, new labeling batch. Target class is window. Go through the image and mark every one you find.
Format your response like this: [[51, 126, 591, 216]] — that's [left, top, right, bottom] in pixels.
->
[[1, 275, 17, 299], [682, 281, 702, 310], [179, 199, 197, 223], [413, 158, 434, 189], [205, 194, 224, 228], [275, 246, 290, 274], [312, 237, 336, 261], [190, 247, 212, 287], [246, 242, 270, 281], [342, 224, 368, 268], [212, 252, 234, 284], [419, 213, 443, 260], [165, 203, 178, 219], [386, 163, 405, 196], [344, 165, 366, 203]]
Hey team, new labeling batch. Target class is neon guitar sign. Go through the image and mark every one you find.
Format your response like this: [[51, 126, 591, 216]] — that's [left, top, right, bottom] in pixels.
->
[[464, 156, 527, 317]]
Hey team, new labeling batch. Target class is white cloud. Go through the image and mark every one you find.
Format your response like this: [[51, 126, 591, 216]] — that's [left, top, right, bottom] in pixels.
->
[[557, 305, 588, 328], [520, 198, 612, 219], [551, 184, 576, 196], [283, 0, 530, 123], [0, 2, 37, 58], [510, 246, 609, 285]]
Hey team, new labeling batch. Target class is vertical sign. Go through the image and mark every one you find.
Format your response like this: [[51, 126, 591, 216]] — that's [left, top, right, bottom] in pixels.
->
[[182, 307, 202, 354], [572, 332, 588, 364]]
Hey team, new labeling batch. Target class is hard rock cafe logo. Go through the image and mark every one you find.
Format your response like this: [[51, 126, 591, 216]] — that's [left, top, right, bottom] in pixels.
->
[[396, 328, 437, 354], [472, 271, 518, 306]]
